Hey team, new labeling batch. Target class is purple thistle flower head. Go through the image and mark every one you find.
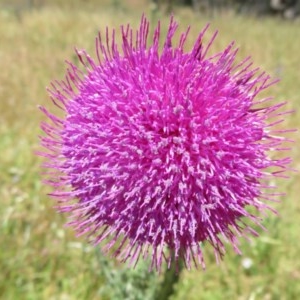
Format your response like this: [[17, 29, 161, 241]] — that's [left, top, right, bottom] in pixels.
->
[[40, 15, 292, 271]]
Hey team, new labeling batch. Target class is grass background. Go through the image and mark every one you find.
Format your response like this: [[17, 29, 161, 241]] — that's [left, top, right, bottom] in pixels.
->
[[0, 0, 299, 299]]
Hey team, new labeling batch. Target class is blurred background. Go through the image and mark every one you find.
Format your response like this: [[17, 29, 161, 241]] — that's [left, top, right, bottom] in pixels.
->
[[0, 0, 299, 299]]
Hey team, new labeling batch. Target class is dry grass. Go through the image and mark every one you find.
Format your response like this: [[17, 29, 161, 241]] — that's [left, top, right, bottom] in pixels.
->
[[0, 1, 299, 299]]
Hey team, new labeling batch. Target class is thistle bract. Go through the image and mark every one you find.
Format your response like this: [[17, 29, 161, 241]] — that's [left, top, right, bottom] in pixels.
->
[[40, 16, 292, 271]]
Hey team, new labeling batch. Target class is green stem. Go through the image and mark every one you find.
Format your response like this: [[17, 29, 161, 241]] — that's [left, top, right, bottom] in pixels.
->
[[154, 261, 182, 300]]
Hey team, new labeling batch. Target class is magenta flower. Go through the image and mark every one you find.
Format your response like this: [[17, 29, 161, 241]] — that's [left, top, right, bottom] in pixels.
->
[[40, 16, 292, 271]]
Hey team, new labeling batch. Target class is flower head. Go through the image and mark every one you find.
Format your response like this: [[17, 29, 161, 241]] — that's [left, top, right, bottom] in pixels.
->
[[40, 16, 292, 271]]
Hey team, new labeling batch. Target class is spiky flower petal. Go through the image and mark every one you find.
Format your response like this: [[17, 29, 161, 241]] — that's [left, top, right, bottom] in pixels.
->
[[40, 16, 292, 271]]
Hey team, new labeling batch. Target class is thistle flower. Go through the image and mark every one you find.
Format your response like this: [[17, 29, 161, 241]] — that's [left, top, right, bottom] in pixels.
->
[[40, 16, 292, 271]]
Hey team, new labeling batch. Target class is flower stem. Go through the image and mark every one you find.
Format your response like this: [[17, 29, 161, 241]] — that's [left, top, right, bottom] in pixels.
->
[[154, 261, 182, 300]]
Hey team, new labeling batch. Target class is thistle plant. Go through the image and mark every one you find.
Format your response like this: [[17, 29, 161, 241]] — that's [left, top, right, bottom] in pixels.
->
[[40, 15, 292, 273]]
